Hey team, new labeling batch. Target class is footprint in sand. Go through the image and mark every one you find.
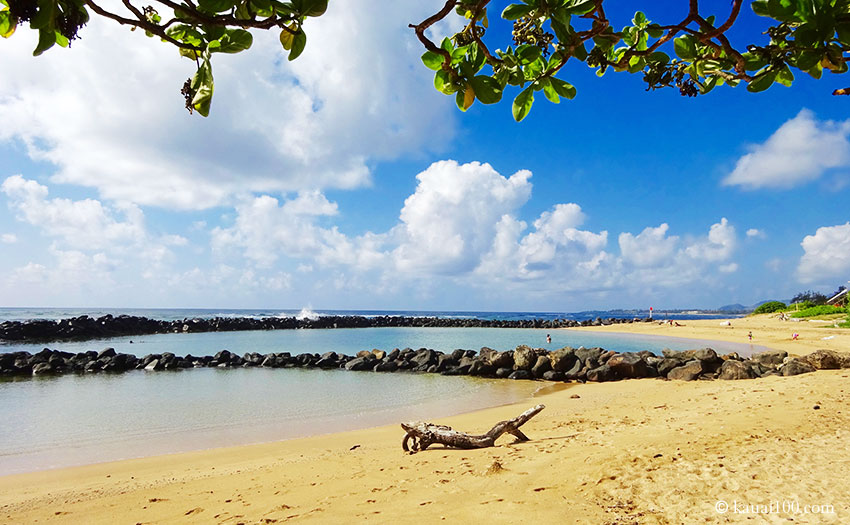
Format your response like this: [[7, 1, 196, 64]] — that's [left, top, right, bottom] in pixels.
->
[[184, 508, 203, 516]]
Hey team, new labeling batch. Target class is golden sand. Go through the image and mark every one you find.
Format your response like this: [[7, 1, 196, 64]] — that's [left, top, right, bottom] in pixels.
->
[[1, 315, 848, 523]]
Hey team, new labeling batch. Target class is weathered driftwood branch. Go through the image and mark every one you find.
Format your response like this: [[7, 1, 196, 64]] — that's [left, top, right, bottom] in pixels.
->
[[401, 404, 545, 453]]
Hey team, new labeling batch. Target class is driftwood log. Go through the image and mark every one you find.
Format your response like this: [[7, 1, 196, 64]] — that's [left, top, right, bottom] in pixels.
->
[[401, 404, 545, 453]]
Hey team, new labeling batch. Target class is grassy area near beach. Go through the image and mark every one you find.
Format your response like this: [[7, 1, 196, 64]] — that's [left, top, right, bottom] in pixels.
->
[[1, 316, 848, 523]]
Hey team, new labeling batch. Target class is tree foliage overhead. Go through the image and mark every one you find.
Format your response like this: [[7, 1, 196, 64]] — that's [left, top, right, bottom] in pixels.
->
[[2, 0, 849, 118]]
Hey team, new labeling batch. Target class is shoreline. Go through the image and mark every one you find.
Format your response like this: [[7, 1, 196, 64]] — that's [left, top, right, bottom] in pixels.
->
[[2, 317, 848, 522], [565, 313, 850, 355], [2, 369, 848, 523]]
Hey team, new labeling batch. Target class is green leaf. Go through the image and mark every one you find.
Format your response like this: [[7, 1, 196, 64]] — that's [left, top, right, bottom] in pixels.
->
[[191, 58, 214, 117], [421, 50, 444, 71], [549, 77, 576, 99], [501, 3, 533, 20], [469, 75, 503, 104], [766, 0, 796, 22], [512, 86, 534, 121], [288, 30, 306, 60], [673, 36, 696, 60], [541, 78, 559, 103], [434, 70, 454, 95], [440, 37, 453, 53], [300, 0, 327, 17], [0, 10, 16, 38], [646, 23, 663, 38], [279, 26, 295, 50], [775, 64, 794, 87], [564, 0, 595, 15], [746, 69, 777, 92], [632, 11, 647, 27], [211, 29, 253, 53], [54, 29, 68, 47], [795, 50, 820, 71], [197, 0, 235, 13], [516, 44, 541, 64], [33, 27, 56, 56], [30, 0, 55, 29], [751, 0, 769, 17]]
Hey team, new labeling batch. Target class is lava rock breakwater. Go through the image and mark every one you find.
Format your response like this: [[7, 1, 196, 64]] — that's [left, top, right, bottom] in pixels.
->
[[0, 314, 644, 343]]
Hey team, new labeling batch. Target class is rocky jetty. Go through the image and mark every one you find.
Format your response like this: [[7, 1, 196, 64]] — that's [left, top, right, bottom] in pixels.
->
[[0, 314, 646, 343], [2, 344, 848, 382]]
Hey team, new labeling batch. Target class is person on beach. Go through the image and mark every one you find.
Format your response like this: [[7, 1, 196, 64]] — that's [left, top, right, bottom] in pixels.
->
[[748, 331, 752, 342], [546, 334, 551, 344]]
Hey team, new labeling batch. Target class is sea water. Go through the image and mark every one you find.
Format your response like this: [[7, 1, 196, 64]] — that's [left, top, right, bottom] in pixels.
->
[[0, 310, 764, 476]]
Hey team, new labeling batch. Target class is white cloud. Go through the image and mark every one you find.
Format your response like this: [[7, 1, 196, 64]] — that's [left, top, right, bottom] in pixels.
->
[[392, 160, 532, 274], [718, 263, 739, 273], [746, 228, 766, 239], [797, 223, 850, 283], [2, 175, 146, 250], [684, 218, 736, 262], [0, 2, 456, 210], [1, 233, 16, 244], [619, 224, 678, 267], [723, 110, 850, 189]]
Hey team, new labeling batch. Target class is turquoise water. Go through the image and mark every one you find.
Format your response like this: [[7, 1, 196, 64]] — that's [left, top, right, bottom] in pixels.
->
[[0, 327, 769, 476], [0, 326, 768, 357], [0, 368, 539, 476]]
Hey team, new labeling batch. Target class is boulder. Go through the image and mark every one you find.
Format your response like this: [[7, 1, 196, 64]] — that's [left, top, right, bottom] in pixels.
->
[[98, 347, 117, 359], [718, 360, 753, 380], [531, 356, 552, 378], [563, 359, 584, 381], [507, 369, 533, 380], [344, 356, 374, 371], [513, 346, 537, 370], [548, 347, 576, 372], [542, 370, 565, 381], [489, 351, 514, 369], [780, 358, 815, 376], [144, 359, 162, 371], [804, 350, 842, 370], [373, 360, 398, 372], [411, 349, 436, 368], [468, 359, 495, 377], [586, 364, 615, 382], [657, 358, 683, 377], [495, 367, 513, 378], [751, 350, 788, 367], [575, 347, 604, 366], [32, 362, 54, 375], [606, 352, 648, 378], [667, 360, 703, 381], [371, 349, 386, 360]]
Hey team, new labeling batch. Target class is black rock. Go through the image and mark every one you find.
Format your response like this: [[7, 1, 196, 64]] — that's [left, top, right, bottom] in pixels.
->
[[606, 352, 648, 378], [586, 364, 615, 382], [507, 370, 533, 380]]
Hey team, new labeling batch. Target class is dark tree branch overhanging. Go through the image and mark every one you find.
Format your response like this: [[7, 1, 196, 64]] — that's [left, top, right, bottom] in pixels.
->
[[1, 0, 848, 117]]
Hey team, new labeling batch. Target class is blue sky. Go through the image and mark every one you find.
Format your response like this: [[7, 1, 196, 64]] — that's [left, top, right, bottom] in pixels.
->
[[1, 1, 849, 311]]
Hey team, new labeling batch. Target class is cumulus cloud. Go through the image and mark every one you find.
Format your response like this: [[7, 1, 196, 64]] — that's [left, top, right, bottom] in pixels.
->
[[746, 228, 766, 239], [723, 110, 850, 189], [1, 233, 16, 244], [0, 2, 456, 210], [619, 224, 678, 267], [392, 160, 532, 274], [2, 175, 145, 250], [797, 223, 850, 283], [684, 218, 736, 262]]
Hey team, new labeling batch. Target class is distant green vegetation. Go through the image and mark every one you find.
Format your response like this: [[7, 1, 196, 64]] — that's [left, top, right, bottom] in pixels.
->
[[790, 305, 848, 318], [753, 301, 786, 314], [839, 318, 850, 328]]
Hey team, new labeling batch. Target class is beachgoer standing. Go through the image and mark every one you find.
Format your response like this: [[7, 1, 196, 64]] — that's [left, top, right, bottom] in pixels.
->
[[748, 331, 752, 342], [546, 334, 551, 344]]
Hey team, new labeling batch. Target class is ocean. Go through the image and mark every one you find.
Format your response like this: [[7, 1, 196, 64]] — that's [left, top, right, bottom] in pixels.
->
[[0, 307, 758, 476]]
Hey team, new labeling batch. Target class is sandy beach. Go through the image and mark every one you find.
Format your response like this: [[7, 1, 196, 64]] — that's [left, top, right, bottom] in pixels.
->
[[1, 316, 848, 523]]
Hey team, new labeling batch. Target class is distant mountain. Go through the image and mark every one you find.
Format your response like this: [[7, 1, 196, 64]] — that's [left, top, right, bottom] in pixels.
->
[[717, 303, 752, 312]]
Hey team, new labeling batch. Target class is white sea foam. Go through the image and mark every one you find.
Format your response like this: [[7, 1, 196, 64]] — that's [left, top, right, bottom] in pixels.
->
[[295, 307, 321, 321]]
